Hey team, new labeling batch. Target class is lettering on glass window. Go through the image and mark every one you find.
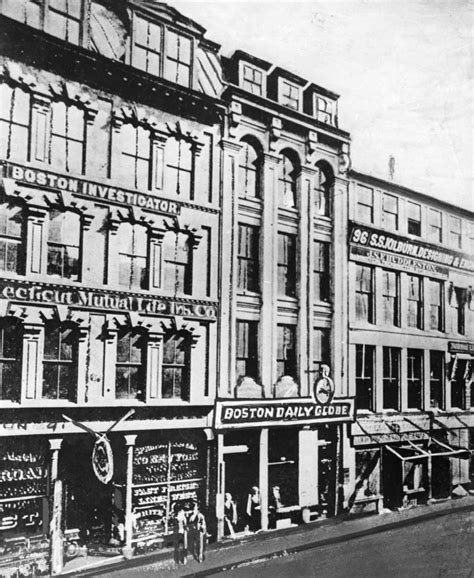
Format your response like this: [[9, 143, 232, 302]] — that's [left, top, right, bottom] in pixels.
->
[[47, 210, 81, 281], [118, 223, 148, 290], [133, 17, 162, 75], [165, 32, 192, 87], [46, 0, 82, 45], [0, 318, 22, 402], [165, 137, 193, 198], [0, 203, 24, 275], [236, 321, 259, 381], [162, 331, 191, 401], [42, 322, 77, 401], [356, 344, 374, 411], [116, 330, 145, 400], [0, 83, 30, 163]]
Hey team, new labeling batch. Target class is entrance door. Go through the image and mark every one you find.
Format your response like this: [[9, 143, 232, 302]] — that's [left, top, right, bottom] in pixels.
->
[[431, 455, 451, 499], [382, 449, 403, 509]]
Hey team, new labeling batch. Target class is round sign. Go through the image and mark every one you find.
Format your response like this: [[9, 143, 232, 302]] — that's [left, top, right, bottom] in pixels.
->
[[92, 437, 114, 484], [314, 376, 335, 405]]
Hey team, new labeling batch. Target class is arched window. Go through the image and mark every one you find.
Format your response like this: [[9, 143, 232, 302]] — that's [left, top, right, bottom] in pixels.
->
[[0, 318, 22, 402], [0, 83, 30, 163], [118, 222, 148, 290], [165, 137, 193, 198], [163, 231, 192, 294], [47, 210, 81, 280], [50, 100, 85, 174], [0, 202, 24, 274], [116, 329, 145, 400], [279, 153, 297, 209], [120, 123, 151, 190], [42, 322, 77, 400], [238, 140, 261, 199], [315, 163, 334, 217], [162, 330, 191, 400]]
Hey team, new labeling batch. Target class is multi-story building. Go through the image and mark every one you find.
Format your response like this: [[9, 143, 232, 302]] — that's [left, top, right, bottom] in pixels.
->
[[345, 171, 474, 514], [0, 1, 224, 574]]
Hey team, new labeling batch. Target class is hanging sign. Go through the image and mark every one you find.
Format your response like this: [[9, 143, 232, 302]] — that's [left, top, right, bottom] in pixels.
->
[[92, 438, 114, 485]]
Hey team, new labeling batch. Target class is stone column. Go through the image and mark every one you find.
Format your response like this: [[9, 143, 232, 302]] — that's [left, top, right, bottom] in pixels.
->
[[49, 438, 63, 576], [123, 434, 137, 559]]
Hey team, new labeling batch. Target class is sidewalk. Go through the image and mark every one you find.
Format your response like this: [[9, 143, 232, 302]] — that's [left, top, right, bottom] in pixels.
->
[[64, 495, 474, 577]]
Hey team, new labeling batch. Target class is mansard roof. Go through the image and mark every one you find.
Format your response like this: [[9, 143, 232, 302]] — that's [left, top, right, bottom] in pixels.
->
[[129, 1, 207, 36]]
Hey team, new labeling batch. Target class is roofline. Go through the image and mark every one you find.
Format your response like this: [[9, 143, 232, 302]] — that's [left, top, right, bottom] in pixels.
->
[[230, 50, 273, 71]]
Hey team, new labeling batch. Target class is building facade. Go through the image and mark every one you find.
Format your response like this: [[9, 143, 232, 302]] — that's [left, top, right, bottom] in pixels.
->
[[344, 172, 474, 514]]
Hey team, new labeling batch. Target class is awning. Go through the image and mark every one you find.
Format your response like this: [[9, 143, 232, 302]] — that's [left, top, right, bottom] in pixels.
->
[[384, 438, 470, 462]]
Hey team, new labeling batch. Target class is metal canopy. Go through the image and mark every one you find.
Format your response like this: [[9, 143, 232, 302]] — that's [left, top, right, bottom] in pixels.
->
[[384, 437, 470, 462]]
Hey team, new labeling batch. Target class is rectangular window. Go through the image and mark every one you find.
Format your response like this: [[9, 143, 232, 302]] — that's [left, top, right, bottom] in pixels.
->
[[381, 269, 399, 326], [42, 323, 77, 401], [383, 347, 400, 410], [237, 224, 259, 293], [165, 137, 193, 198], [278, 233, 297, 297], [407, 202, 421, 236], [46, 0, 82, 45], [355, 265, 374, 323], [428, 209, 442, 243], [428, 279, 443, 331], [315, 97, 333, 124], [313, 241, 330, 302], [450, 357, 468, 409], [47, 210, 80, 281], [355, 184, 374, 224], [162, 332, 190, 401], [118, 223, 148, 290], [277, 325, 296, 378], [382, 194, 398, 230], [448, 216, 462, 249], [0, 203, 23, 274], [0, 83, 30, 163], [407, 349, 423, 409], [0, 319, 22, 402], [280, 80, 300, 110], [116, 331, 144, 400], [313, 328, 330, 377], [120, 124, 151, 191], [430, 351, 444, 410], [467, 222, 474, 254], [236, 321, 259, 381], [132, 16, 162, 75], [449, 287, 465, 335], [242, 64, 263, 95], [49, 101, 85, 174], [3, 0, 42, 28], [165, 31, 192, 87], [356, 344, 374, 411], [407, 275, 423, 329]]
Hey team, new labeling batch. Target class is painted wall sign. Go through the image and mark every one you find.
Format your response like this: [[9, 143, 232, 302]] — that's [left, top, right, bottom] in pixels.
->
[[449, 342, 474, 354], [2, 162, 181, 216], [0, 279, 217, 320], [349, 222, 474, 273], [214, 397, 355, 430]]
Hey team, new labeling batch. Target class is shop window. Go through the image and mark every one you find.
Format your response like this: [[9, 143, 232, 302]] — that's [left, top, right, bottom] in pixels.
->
[[42, 322, 77, 400], [2, 0, 42, 27], [280, 80, 300, 110], [0, 83, 30, 163], [429, 351, 444, 410], [313, 240, 330, 302], [383, 347, 400, 411], [132, 16, 162, 76], [315, 164, 333, 217], [278, 154, 297, 209], [450, 356, 469, 409], [407, 349, 423, 409], [403, 461, 424, 492], [238, 140, 261, 199], [355, 264, 374, 323], [355, 184, 374, 224], [119, 123, 151, 191], [0, 318, 22, 402], [313, 327, 330, 377], [407, 202, 421, 236], [118, 222, 147, 290], [428, 279, 444, 331], [47, 209, 81, 281], [236, 320, 259, 381], [163, 231, 192, 294], [165, 136, 193, 198], [381, 269, 399, 326], [0, 202, 24, 274], [162, 330, 191, 401], [428, 209, 442, 243], [237, 224, 259, 293], [315, 96, 333, 124], [277, 325, 296, 378], [46, 0, 83, 45], [355, 449, 380, 499], [356, 344, 374, 411], [407, 275, 423, 329], [448, 216, 462, 249], [116, 330, 145, 400], [49, 100, 85, 174], [242, 64, 264, 95], [268, 428, 299, 512], [449, 287, 465, 335], [165, 31, 192, 87], [277, 232, 297, 297], [382, 193, 398, 230]]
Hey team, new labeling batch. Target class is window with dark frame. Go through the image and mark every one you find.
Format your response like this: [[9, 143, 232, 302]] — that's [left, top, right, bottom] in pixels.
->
[[165, 136, 193, 199], [450, 287, 465, 335], [236, 320, 259, 381], [383, 347, 400, 411], [280, 80, 300, 110], [382, 193, 398, 230], [448, 216, 462, 249], [165, 31, 192, 87], [0, 203, 24, 275], [355, 264, 374, 323], [313, 240, 330, 302], [407, 274, 423, 329], [132, 16, 162, 76], [428, 279, 443, 331], [407, 201, 421, 236], [0, 318, 22, 402], [242, 64, 263, 95], [116, 330, 144, 400], [163, 231, 192, 295], [162, 330, 191, 400], [278, 232, 297, 297], [120, 123, 151, 191], [407, 349, 423, 409], [450, 356, 468, 409], [279, 155, 297, 209], [355, 184, 374, 224], [118, 222, 148, 290], [49, 100, 85, 174], [277, 325, 296, 378], [429, 351, 444, 410], [42, 322, 77, 401], [313, 327, 330, 378], [381, 269, 399, 326], [237, 224, 259, 293], [315, 166, 332, 217], [46, 0, 83, 45], [0, 83, 30, 163], [356, 344, 374, 411], [315, 96, 332, 124], [47, 210, 80, 281], [428, 209, 442, 243], [238, 141, 260, 199]]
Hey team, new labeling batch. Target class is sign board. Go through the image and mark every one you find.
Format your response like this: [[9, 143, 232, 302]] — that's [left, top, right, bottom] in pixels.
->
[[449, 342, 474, 354], [92, 438, 114, 484], [214, 397, 355, 430]]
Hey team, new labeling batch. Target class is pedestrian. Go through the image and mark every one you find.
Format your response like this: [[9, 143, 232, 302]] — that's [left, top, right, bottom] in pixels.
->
[[224, 492, 238, 538], [187, 501, 207, 563], [173, 503, 188, 565], [246, 486, 261, 532]]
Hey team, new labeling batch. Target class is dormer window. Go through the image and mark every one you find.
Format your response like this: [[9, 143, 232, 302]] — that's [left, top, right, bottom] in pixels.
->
[[165, 31, 192, 87], [315, 96, 333, 124], [241, 63, 264, 96], [133, 16, 163, 76], [46, 0, 83, 45], [280, 79, 300, 110]]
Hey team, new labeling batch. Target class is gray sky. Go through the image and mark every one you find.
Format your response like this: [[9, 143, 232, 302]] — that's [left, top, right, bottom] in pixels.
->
[[174, 0, 473, 211]]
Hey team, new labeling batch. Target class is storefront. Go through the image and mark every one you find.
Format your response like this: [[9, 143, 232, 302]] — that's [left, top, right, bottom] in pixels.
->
[[214, 395, 355, 539]]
